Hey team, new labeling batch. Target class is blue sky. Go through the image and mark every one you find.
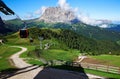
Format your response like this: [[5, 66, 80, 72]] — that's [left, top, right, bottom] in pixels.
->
[[0, 0, 120, 21]]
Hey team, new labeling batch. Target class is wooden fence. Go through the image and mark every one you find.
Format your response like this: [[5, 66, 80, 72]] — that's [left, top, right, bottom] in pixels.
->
[[70, 62, 120, 74]]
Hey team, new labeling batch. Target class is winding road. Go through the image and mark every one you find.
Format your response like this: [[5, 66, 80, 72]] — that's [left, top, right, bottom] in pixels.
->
[[7, 46, 104, 79]]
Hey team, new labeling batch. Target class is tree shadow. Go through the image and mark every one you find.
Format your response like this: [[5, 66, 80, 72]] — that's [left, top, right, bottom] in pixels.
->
[[34, 64, 88, 79], [0, 65, 40, 79]]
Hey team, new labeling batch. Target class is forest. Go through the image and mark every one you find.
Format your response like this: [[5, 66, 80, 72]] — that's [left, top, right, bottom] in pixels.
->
[[29, 27, 120, 55]]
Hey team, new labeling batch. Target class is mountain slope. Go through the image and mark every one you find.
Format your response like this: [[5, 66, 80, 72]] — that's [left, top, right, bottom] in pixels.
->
[[28, 28, 120, 55], [4, 19, 120, 42], [51, 22, 120, 41], [6, 27, 120, 55], [106, 24, 120, 32], [0, 17, 12, 34]]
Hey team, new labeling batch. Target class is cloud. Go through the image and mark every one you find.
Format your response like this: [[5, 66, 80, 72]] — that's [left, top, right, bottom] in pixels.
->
[[77, 13, 103, 25], [57, 0, 111, 28], [24, 13, 33, 18], [57, 0, 104, 26], [57, 0, 71, 10], [99, 24, 108, 28], [35, 6, 47, 15], [22, 0, 110, 28]]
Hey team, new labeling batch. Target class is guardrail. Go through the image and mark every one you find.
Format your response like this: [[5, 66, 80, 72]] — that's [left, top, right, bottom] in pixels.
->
[[70, 62, 120, 74]]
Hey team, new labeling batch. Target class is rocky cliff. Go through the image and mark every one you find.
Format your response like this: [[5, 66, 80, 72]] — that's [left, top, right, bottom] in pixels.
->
[[39, 7, 77, 23]]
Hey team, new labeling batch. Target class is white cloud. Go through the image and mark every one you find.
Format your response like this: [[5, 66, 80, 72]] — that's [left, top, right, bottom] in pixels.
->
[[57, 0, 111, 28], [57, 0, 105, 26], [35, 6, 47, 15], [24, 13, 34, 19], [57, 0, 71, 10], [22, 0, 111, 28], [99, 24, 108, 28], [77, 12, 104, 26], [73, 7, 79, 13]]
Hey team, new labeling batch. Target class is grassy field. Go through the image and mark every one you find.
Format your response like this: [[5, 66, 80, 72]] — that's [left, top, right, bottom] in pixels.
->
[[3, 32, 120, 78], [0, 45, 21, 71], [20, 46, 79, 65], [85, 69, 120, 78], [91, 55, 120, 67], [19, 45, 120, 78], [19, 45, 44, 65], [40, 49, 79, 61]]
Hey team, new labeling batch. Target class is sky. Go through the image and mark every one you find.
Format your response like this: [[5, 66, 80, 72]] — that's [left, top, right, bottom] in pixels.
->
[[0, 0, 120, 22]]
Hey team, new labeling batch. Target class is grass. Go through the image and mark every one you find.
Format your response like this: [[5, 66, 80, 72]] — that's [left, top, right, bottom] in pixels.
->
[[0, 45, 21, 71], [20, 45, 36, 58], [20, 46, 79, 65], [40, 49, 79, 61], [4, 31, 120, 78], [25, 59, 44, 66], [85, 68, 120, 78], [20, 45, 45, 65], [91, 55, 120, 67]]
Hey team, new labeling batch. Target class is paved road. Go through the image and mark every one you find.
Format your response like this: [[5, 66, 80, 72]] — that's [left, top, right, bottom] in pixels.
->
[[7, 46, 104, 79]]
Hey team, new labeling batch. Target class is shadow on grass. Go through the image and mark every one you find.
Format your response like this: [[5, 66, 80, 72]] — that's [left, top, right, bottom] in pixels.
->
[[34, 65, 88, 79], [0, 65, 41, 79]]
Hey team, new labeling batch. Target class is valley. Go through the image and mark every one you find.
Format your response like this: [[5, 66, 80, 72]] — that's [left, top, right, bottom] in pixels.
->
[[0, 0, 120, 78], [0, 28, 120, 78]]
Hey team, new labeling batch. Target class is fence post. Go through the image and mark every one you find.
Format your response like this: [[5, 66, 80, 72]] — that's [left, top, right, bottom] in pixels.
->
[[107, 65, 109, 72], [96, 65, 98, 70], [119, 67, 120, 74], [87, 63, 89, 69]]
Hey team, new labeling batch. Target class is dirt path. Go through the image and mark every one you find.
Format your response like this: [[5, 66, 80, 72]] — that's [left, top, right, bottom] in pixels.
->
[[10, 46, 30, 68], [7, 46, 104, 79]]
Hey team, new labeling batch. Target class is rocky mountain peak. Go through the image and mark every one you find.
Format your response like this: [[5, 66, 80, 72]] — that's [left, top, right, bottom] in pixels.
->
[[39, 7, 77, 23]]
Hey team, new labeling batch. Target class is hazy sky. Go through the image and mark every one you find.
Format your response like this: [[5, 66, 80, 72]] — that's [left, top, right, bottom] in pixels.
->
[[0, 0, 120, 21]]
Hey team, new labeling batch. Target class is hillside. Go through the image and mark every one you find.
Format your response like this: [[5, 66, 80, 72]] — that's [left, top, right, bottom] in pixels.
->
[[0, 17, 12, 35], [106, 24, 120, 32], [3, 19, 120, 42], [6, 28, 120, 55]]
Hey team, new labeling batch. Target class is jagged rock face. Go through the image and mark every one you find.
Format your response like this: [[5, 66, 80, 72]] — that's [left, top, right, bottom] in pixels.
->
[[39, 7, 76, 23]]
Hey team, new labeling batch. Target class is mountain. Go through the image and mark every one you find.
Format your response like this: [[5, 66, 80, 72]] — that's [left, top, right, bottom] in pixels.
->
[[52, 22, 120, 41], [0, 17, 12, 35], [106, 24, 120, 32], [39, 7, 77, 23], [2, 6, 120, 41], [4, 18, 120, 42]]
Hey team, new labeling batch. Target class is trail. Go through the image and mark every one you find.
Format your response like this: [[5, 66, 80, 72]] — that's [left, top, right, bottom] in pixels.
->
[[8, 46, 43, 79], [10, 46, 30, 68], [6, 46, 104, 79]]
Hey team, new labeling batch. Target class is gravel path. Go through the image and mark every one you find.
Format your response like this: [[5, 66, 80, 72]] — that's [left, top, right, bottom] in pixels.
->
[[7, 46, 104, 79], [10, 46, 30, 68], [8, 46, 43, 79]]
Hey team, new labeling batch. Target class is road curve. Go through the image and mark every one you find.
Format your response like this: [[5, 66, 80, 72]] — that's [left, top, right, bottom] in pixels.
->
[[10, 46, 30, 68], [8, 46, 104, 79], [8, 46, 43, 79]]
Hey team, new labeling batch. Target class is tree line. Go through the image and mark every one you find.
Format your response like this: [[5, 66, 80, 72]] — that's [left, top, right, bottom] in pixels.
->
[[29, 28, 120, 55]]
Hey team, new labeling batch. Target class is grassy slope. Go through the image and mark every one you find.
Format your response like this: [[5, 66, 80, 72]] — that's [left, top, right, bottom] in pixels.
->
[[91, 55, 120, 67], [40, 49, 79, 61], [6, 29, 79, 63], [85, 69, 120, 78], [0, 45, 21, 71], [3, 29, 120, 78]]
